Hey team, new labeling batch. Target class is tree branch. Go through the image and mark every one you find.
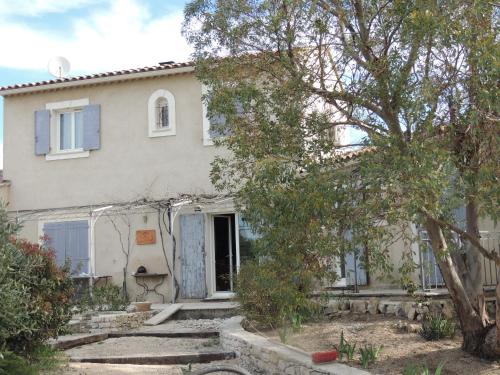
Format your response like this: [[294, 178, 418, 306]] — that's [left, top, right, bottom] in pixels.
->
[[419, 208, 500, 266]]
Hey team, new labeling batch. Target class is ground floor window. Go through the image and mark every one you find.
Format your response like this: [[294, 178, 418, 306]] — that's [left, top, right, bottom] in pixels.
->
[[43, 220, 89, 275]]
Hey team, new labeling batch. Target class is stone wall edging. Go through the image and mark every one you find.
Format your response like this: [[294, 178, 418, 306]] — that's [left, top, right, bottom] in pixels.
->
[[220, 316, 370, 375]]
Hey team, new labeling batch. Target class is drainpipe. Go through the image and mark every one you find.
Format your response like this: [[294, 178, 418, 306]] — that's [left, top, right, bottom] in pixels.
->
[[89, 205, 113, 294]]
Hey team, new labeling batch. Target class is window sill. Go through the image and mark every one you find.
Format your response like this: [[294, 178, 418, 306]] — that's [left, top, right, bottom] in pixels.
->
[[45, 150, 90, 161], [148, 128, 176, 138], [203, 138, 214, 146]]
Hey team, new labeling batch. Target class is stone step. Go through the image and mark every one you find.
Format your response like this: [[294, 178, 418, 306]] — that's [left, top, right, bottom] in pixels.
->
[[70, 351, 236, 365], [144, 303, 183, 326]]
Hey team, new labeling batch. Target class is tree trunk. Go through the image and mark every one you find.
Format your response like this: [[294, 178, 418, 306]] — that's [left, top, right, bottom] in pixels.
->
[[424, 218, 492, 356], [460, 201, 490, 325], [497, 281, 500, 351]]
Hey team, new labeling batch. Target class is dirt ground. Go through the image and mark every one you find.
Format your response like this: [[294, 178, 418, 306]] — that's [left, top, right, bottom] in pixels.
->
[[255, 315, 500, 375]]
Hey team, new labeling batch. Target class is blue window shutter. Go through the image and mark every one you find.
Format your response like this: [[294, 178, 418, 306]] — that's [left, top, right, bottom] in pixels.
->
[[82, 104, 101, 150], [44, 221, 89, 275], [65, 221, 89, 275], [35, 110, 50, 155], [43, 222, 67, 267]]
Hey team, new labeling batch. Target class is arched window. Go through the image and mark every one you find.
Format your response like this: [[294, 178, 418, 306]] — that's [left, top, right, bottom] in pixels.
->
[[148, 89, 176, 137]]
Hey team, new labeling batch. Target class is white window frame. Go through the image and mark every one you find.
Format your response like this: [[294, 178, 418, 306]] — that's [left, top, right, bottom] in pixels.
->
[[38, 216, 91, 277], [57, 110, 83, 152], [45, 98, 90, 161], [148, 89, 176, 138], [201, 85, 214, 146]]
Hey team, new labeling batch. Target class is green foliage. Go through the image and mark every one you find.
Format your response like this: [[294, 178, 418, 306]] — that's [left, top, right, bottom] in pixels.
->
[[419, 315, 456, 341], [184, 0, 500, 355], [77, 284, 129, 312], [0, 352, 34, 375], [236, 259, 320, 336], [403, 362, 446, 375], [0, 206, 74, 356], [337, 331, 356, 361], [359, 344, 383, 369], [0, 345, 66, 375]]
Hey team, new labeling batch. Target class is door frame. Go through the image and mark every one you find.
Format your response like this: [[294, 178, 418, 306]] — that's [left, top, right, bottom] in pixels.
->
[[206, 211, 240, 299]]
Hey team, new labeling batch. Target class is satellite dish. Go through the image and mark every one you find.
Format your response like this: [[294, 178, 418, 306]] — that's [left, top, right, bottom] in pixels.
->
[[47, 56, 71, 78]]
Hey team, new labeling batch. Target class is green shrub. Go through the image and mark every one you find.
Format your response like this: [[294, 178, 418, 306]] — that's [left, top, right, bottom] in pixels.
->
[[236, 259, 320, 335], [0, 207, 74, 356], [419, 314, 456, 341], [77, 284, 129, 312]]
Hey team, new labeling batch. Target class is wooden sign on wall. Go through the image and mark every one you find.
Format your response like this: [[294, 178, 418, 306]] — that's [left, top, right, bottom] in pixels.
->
[[136, 230, 156, 245]]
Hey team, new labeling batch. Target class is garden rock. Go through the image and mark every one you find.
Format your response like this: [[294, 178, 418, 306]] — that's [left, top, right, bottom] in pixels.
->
[[367, 298, 379, 315], [350, 300, 367, 314]]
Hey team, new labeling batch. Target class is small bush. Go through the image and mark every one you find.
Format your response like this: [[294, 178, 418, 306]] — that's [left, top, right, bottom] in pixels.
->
[[236, 259, 320, 335], [77, 284, 128, 312], [0, 204, 74, 356], [419, 314, 456, 341]]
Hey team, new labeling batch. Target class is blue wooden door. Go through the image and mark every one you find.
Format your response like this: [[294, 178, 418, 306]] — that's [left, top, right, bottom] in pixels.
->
[[180, 214, 207, 298]]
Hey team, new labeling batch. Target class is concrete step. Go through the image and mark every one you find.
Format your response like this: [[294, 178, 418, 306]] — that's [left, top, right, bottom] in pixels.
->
[[144, 304, 182, 326], [70, 351, 236, 365]]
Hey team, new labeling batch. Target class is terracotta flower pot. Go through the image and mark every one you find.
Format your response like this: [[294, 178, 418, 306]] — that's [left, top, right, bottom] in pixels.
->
[[311, 350, 339, 364]]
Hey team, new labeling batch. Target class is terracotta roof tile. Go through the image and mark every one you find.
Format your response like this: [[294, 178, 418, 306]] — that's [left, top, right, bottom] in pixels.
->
[[0, 61, 194, 93]]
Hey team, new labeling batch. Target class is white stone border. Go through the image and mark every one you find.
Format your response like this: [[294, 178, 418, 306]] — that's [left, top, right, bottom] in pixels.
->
[[220, 316, 371, 375]]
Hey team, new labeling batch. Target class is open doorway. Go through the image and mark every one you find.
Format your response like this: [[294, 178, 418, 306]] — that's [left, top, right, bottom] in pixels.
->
[[213, 214, 237, 292]]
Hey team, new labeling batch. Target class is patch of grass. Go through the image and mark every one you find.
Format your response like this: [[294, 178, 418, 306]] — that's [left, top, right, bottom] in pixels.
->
[[419, 314, 456, 341]]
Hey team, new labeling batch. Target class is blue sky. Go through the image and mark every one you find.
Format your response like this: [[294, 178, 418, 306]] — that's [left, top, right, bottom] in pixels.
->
[[0, 0, 192, 167]]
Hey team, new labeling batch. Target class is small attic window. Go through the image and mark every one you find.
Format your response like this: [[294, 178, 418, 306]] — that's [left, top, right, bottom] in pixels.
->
[[148, 89, 176, 138]]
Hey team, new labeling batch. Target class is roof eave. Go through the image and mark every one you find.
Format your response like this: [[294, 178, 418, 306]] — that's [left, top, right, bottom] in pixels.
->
[[0, 65, 196, 97]]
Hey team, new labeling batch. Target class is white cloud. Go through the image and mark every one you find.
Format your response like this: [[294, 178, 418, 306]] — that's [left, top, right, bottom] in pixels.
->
[[0, 0, 100, 17], [0, 0, 192, 74]]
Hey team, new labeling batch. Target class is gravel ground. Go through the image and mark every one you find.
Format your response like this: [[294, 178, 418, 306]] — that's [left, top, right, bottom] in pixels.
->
[[56, 359, 244, 375], [256, 315, 500, 375], [65, 336, 221, 358], [133, 318, 227, 333]]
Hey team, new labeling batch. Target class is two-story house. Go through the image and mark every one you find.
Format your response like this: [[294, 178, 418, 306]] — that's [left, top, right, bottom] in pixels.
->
[[1, 62, 498, 303], [0, 62, 261, 303]]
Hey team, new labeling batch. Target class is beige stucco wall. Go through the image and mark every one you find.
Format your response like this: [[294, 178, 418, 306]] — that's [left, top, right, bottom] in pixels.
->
[[3, 72, 225, 211], [16, 199, 237, 303]]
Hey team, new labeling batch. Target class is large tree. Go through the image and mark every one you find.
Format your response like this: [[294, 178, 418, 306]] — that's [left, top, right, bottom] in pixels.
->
[[184, 0, 500, 357]]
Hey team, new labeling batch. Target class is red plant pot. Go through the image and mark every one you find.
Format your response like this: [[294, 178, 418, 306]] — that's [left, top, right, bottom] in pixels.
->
[[311, 350, 339, 364]]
